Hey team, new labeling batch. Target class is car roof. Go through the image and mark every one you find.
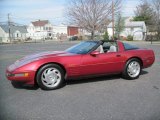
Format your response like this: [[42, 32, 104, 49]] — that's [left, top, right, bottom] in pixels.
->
[[85, 40, 120, 44]]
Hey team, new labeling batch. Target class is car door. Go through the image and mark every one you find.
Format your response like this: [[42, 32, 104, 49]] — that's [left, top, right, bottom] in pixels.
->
[[80, 51, 124, 76]]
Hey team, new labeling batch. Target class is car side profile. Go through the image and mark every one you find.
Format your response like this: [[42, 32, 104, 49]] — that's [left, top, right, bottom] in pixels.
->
[[6, 40, 155, 90]]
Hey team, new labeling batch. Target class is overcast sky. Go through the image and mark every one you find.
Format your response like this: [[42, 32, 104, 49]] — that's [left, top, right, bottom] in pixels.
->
[[0, 0, 141, 25]]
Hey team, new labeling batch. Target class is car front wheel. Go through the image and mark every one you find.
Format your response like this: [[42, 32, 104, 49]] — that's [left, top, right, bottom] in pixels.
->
[[122, 58, 141, 80], [36, 64, 65, 90]]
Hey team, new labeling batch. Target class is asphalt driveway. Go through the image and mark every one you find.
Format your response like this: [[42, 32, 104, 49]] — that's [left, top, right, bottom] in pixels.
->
[[0, 41, 160, 120]]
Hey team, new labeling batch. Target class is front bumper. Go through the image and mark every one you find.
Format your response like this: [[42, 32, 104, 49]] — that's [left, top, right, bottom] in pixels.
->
[[6, 70, 36, 85]]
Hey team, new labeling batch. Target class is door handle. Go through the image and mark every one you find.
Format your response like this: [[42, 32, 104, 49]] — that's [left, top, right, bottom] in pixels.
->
[[116, 54, 121, 57]]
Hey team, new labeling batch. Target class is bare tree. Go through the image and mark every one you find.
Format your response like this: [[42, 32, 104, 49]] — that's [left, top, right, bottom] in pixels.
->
[[152, 0, 160, 40], [67, 0, 121, 39], [133, 0, 160, 41], [133, 0, 154, 25]]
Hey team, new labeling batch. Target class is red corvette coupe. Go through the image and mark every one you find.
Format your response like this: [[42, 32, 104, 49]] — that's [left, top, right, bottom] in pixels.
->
[[6, 40, 155, 90]]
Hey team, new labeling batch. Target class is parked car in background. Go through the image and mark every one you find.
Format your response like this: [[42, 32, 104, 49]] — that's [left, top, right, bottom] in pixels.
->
[[69, 36, 78, 41]]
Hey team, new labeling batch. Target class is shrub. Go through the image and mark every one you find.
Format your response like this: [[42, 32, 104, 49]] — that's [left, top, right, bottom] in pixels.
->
[[127, 35, 133, 41], [103, 31, 109, 41]]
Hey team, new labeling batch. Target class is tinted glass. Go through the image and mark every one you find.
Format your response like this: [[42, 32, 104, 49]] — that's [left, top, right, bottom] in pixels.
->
[[123, 43, 139, 50], [65, 41, 98, 54], [103, 41, 117, 52]]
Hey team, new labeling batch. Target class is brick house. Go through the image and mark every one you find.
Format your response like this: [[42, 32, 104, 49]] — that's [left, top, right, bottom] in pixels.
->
[[67, 26, 79, 37]]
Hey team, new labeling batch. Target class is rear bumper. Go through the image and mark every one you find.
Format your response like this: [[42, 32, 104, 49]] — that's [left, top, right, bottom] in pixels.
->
[[142, 56, 155, 68]]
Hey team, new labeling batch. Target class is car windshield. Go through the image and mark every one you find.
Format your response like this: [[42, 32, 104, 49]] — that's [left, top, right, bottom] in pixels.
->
[[65, 41, 98, 54]]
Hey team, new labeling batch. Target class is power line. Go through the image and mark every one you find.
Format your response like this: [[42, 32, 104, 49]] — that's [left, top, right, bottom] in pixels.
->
[[11, 14, 65, 20], [0, 21, 8, 24]]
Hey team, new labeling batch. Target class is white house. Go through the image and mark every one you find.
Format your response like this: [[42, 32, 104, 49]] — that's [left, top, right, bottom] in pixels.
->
[[0, 24, 27, 43], [27, 20, 53, 40], [52, 25, 68, 40], [107, 17, 147, 40], [53, 25, 67, 34]]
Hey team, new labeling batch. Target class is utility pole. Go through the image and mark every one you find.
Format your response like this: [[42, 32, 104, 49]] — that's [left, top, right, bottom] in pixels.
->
[[112, 0, 115, 40], [8, 13, 11, 43]]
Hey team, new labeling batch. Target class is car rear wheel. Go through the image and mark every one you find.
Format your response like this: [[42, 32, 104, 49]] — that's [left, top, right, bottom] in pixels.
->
[[122, 58, 141, 80], [36, 64, 65, 90]]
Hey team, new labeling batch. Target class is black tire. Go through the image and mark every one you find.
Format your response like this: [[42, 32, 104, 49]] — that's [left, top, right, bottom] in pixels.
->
[[36, 64, 65, 90], [122, 58, 141, 80]]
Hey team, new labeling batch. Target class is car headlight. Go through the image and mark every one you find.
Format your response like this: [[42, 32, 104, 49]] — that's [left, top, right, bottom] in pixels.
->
[[7, 73, 29, 77]]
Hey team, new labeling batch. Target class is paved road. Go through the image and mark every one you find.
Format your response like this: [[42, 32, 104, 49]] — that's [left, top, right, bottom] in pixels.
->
[[0, 41, 160, 120]]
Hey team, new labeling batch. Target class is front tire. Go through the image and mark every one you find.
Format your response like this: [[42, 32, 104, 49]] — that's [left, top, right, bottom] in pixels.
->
[[36, 64, 65, 90], [122, 58, 141, 80]]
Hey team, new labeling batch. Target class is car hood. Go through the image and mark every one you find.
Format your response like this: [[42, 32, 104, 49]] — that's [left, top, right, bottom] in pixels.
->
[[8, 51, 75, 71], [22, 51, 72, 60]]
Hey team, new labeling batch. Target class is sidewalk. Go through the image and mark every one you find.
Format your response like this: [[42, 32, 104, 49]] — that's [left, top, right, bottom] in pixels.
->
[[1, 39, 160, 45], [0, 39, 81, 46], [124, 40, 160, 45]]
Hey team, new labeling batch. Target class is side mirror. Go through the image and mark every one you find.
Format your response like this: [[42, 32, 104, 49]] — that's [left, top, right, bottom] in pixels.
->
[[90, 51, 100, 56]]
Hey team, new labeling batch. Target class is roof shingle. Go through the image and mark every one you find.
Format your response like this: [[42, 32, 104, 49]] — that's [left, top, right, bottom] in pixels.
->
[[0, 25, 27, 33], [32, 20, 49, 26]]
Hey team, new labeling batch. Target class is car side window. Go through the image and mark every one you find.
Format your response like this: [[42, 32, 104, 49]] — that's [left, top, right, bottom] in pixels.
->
[[95, 45, 104, 53], [123, 43, 139, 50], [103, 42, 117, 53]]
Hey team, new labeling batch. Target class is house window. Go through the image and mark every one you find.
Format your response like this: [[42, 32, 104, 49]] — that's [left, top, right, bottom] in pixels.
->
[[131, 27, 134, 32], [49, 33, 52, 36], [17, 33, 19, 37]]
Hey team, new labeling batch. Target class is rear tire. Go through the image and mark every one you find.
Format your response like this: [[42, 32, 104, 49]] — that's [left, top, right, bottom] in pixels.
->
[[122, 58, 141, 80], [36, 64, 65, 90]]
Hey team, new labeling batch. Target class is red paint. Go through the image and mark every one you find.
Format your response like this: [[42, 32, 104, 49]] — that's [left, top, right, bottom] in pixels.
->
[[67, 26, 79, 36], [6, 41, 155, 85]]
